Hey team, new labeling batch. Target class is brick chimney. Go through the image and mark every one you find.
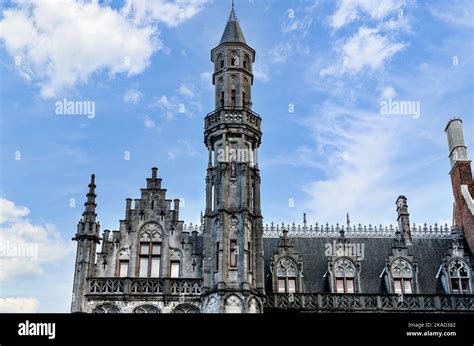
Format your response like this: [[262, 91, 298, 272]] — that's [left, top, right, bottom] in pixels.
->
[[445, 118, 474, 252]]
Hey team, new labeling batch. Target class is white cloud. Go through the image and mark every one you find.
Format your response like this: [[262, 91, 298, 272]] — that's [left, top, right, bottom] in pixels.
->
[[0, 198, 29, 223], [0, 0, 208, 98], [282, 16, 313, 35], [321, 26, 406, 75], [152, 95, 178, 120], [0, 198, 72, 281], [144, 115, 157, 129], [167, 139, 198, 160], [381, 86, 397, 99], [123, 88, 143, 104], [121, 0, 209, 27], [0, 297, 39, 313], [330, 0, 404, 29], [199, 71, 212, 83], [253, 63, 270, 82], [302, 105, 402, 224], [268, 43, 293, 64], [178, 83, 195, 98]]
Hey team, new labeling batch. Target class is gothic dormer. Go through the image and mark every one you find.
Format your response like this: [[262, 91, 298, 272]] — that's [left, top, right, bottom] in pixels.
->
[[269, 229, 304, 293]]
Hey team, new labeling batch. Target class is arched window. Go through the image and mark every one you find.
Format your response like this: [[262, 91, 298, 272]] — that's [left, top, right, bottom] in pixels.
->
[[217, 78, 224, 109], [93, 304, 120, 314], [216, 53, 224, 69], [173, 304, 200, 314], [138, 223, 162, 278], [449, 259, 470, 294], [277, 258, 297, 293], [133, 305, 160, 313], [391, 259, 413, 294], [334, 258, 355, 293], [244, 54, 250, 70]]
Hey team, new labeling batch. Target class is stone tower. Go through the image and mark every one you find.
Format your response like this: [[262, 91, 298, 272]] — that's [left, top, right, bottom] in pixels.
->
[[71, 174, 101, 312], [202, 3, 265, 313]]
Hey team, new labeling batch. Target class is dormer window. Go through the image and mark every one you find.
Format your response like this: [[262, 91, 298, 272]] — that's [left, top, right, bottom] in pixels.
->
[[391, 259, 413, 294], [449, 259, 471, 294], [334, 258, 355, 293], [277, 258, 298, 293]]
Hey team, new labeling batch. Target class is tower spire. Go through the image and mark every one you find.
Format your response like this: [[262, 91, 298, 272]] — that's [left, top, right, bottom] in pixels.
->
[[220, 1, 246, 44]]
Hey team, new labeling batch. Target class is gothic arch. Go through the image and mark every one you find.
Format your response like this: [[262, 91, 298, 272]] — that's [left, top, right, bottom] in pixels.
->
[[447, 258, 471, 294], [139, 222, 163, 241], [390, 258, 415, 294], [247, 297, 261, 313], [173, 304, 200, 314], [224, 294, 242, 313], [133, 304, 160, 313], [92, 303, 120, 314]]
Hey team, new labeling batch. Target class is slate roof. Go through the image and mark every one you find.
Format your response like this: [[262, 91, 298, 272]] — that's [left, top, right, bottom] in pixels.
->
[[263, 237, 455, 294], [219, 6, 247, 44]]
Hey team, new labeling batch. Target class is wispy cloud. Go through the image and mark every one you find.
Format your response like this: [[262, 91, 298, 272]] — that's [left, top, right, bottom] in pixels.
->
[[123, 88, 143, 104], [428, 0, 474, 28]]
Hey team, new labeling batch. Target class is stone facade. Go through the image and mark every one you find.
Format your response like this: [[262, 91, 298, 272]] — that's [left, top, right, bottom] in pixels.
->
[[71, 5, 474, 314]]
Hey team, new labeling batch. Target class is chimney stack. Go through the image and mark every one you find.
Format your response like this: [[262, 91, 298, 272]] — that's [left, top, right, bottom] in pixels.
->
[[174, 199, 180, 221], [396, 196, 411, 242], [445, 118, 468, 167], [445, 118, 474, 251]]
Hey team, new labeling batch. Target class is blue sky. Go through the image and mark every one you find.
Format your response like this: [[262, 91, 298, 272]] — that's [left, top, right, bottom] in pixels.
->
[[0, 0, 472, 312]]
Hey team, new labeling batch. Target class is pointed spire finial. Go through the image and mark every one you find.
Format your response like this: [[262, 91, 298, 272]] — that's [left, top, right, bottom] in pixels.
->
[[346, 212, 350, 227], [228, 0, 238, 22], [83, 174, 97, 219]]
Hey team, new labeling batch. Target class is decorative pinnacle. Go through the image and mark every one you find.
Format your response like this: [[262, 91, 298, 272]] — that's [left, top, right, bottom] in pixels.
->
[[229, 0, 238, 22], [83, 174, 97, 217]]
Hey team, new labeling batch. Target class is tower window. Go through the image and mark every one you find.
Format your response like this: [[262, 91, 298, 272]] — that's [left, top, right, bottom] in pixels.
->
[[449, 259, 470, 294], [215, 242, 219, 271], [220, 60, 224, 68], [221, 92, 224, 108], [230, 240, 238, 268], [231, 89, 236, 108], [247, 242, 252, 271], [391, 259, 413, 294], [242, 92, 246, 108], [151, 200, 154, 210], [211, 184, 215, 212]]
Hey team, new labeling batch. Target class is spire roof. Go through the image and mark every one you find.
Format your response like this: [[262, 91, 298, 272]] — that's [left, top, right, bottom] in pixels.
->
[[219, 1, 247, 44]]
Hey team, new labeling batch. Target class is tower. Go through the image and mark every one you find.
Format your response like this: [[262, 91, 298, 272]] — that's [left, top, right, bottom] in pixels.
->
[[71, 174, 101, 312], [445, 118, 474, 252], [202, 3, 265, 313]]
